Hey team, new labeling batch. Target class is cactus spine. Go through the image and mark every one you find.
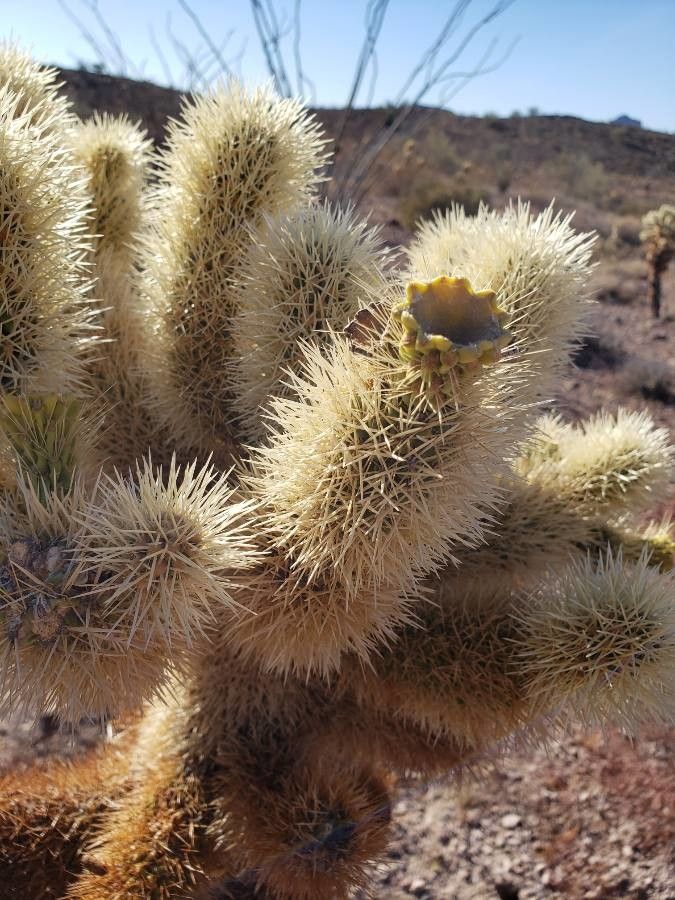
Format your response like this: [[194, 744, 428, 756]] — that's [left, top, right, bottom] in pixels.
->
[[139, 84, 328, 464]]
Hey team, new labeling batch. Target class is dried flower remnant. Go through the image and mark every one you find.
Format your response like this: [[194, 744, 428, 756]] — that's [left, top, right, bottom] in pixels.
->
[[393, 276, 511, 390]]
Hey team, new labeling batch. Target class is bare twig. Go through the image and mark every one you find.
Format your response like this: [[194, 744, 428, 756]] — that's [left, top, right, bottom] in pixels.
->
[[292, 0, 316, 102], [148, 24, 175, 87], [177, 0, 235, 81], [250, 0, 293, 96], [57, 0, 517, 208], [336, 0, 518, 204], [60, 0, 146, 77], [345, 33, 520, 205], [330, 0, 390, 167]]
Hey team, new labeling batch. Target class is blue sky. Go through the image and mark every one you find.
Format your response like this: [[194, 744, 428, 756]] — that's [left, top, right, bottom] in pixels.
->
[[4, 0, 675, 132]]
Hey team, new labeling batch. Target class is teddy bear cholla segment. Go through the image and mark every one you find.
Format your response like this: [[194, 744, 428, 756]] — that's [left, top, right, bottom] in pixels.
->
[[0, 46, 673, 900]]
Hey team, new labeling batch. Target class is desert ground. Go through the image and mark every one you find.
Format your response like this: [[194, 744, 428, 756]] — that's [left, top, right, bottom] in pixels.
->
[[1, 68, 673, 898]]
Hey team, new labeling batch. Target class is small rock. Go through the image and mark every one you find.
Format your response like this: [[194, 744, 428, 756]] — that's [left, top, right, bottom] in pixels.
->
[[500, 813, 522, 829], [409, 877, 426, 896], [495, 881, 520, 900]]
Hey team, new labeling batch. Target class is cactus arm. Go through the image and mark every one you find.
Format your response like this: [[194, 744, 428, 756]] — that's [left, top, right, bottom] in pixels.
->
[[344, 549, 674, 763], [69, 113, 164, 470], [239, 270, 530, 674], [0, 458, 260, 723], [0, 85, 95, 398], [232, 201, 390, 443], [517, 408, 673, 517], [70, 113, 151, 266], [0, 41, 77, 129], [515, 550, 675, 730], [139, 84, 328, 463], [0, 728, 137, 899], [65, 700, 210, 900], [407, 202, 596, 406]]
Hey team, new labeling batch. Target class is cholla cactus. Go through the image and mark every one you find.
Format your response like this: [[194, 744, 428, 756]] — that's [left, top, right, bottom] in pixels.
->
[[640, 203, 675, 317], [0, 52, 673, 900], [69, 113, 159, 470], [232, 201, 390, 441], [139, 83, 328, 465]]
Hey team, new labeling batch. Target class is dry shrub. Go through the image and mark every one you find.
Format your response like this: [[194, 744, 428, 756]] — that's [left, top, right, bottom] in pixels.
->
[[542, 152, 610, 207], [399, 176, 489, 229], [621, 356, 675, 405]]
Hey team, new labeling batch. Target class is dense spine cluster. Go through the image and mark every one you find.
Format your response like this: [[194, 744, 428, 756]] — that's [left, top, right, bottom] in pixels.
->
[[138, 84, 328, 463], [0, 49, 672, 900]]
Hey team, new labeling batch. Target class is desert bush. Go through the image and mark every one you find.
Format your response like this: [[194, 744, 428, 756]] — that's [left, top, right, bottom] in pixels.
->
[[622, 356, 675, 405], [399, 175, 488, 229], [543, 151, 610, 206]]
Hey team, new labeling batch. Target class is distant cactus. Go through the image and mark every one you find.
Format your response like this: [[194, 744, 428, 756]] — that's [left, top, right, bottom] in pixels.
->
[[640, 203, 675, 317], [0, 51, 673, 899]]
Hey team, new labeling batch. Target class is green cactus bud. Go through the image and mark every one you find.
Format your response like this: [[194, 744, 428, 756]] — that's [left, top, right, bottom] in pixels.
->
[[0, 393, 84, 501]]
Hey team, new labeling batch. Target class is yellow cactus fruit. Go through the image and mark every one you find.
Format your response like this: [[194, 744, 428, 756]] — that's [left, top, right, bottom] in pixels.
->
[[0, 85, 96, 397], [517, 550, 675, 731], [0, 394, 87, 501], [407, 202, 596, 404], [140, 82, 329, 460], [392, 275, 511, 378], [232, 200, 390, 441]]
